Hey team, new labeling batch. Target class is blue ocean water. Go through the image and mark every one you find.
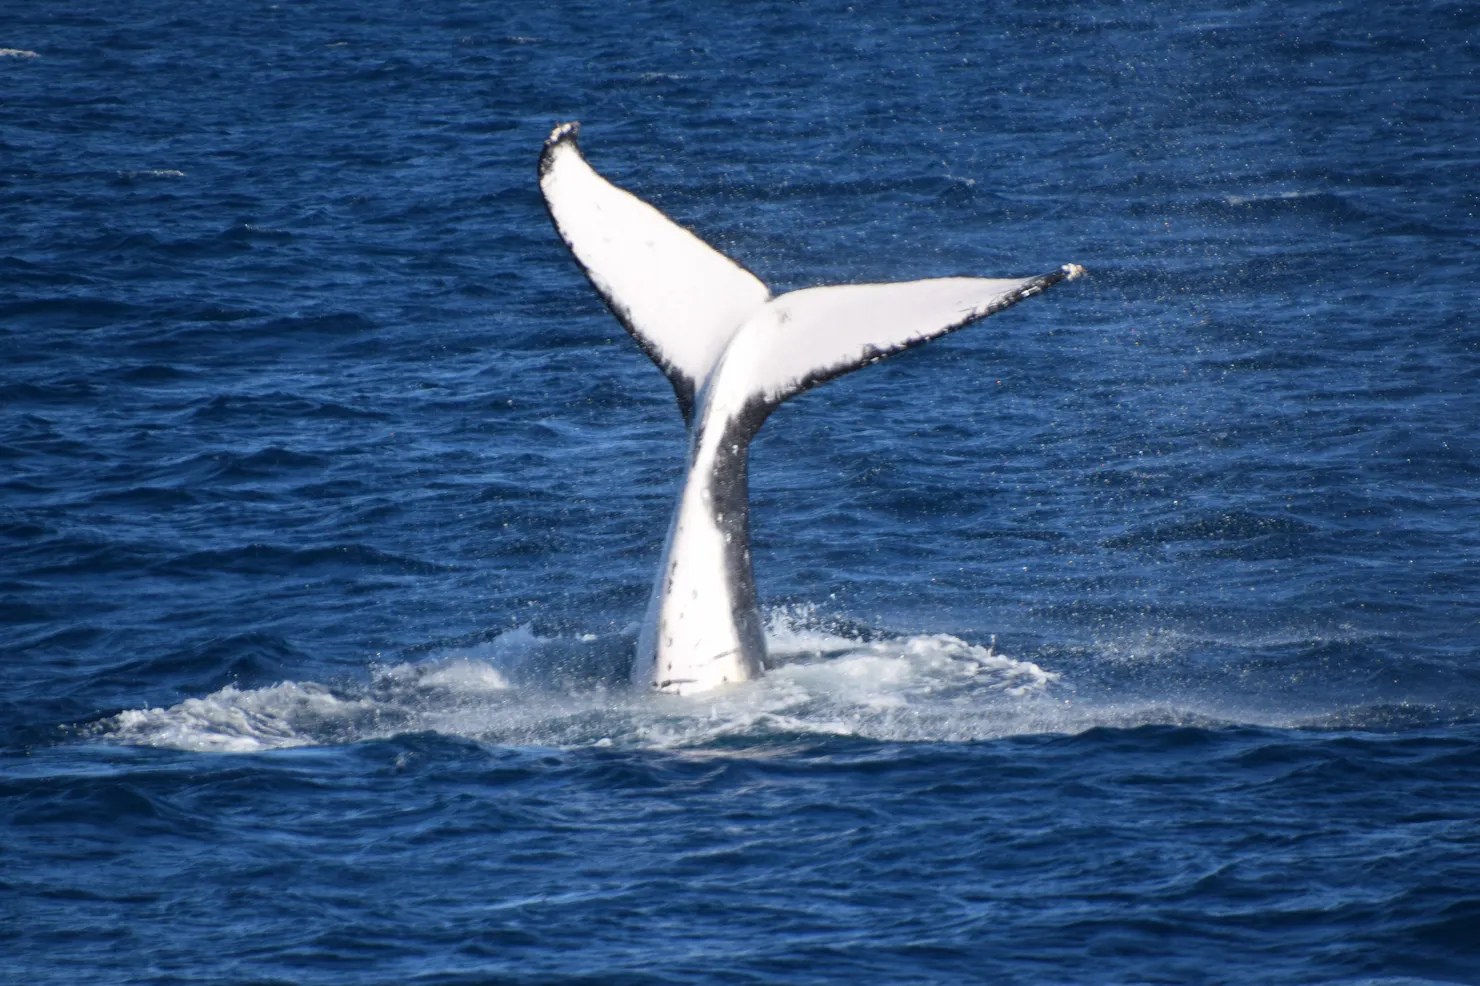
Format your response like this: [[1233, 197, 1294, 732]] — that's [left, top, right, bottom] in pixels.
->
[[4, 0, 1479, 982]]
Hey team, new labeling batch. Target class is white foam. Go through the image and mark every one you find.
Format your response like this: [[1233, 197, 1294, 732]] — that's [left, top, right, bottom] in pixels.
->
[[90, 618, 1076, 752], [403, 658, 510, 692], [96, 612, 1432, 753], [99, 681, 379, 753], [1223, 189, 1324, 206], [634, 631, 1068, 746], [0, 48, 40, 59]]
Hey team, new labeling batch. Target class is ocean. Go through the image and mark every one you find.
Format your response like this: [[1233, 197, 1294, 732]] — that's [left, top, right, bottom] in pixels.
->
[[3, 1, 1479, 982]]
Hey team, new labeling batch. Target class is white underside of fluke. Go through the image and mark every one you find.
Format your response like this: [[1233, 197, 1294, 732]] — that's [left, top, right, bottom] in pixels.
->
[[538, 121, 1083, 695]]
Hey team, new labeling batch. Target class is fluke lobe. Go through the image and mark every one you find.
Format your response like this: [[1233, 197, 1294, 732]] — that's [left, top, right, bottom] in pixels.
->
[[538, 121, 1083, 695]]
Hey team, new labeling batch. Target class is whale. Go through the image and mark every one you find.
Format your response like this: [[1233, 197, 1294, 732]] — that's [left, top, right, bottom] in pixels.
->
[[538, 121, 1084, 695]]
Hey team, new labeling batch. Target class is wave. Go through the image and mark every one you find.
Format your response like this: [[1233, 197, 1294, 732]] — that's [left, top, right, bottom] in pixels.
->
[[113, 169, 185, 181], [1222, 189, 1332, 207]]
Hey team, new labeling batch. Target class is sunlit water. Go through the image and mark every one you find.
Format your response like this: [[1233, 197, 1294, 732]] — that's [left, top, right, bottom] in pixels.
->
[[4, 1, 1479, 983]]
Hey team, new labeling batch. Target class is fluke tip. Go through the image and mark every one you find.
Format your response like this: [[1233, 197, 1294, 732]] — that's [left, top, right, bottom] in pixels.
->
[[547, 121, 580, 145]]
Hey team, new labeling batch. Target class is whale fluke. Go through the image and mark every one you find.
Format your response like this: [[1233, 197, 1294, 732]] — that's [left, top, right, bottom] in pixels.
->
[[540, 121, 770, 423], [539, 122, 1083, 695]]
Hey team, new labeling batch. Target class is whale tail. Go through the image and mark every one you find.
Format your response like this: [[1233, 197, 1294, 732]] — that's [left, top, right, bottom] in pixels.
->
[[538, 122, 1083, 694]]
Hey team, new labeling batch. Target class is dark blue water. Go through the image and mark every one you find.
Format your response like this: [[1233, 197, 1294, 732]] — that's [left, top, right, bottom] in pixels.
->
[[4, 1, 1479, 982]]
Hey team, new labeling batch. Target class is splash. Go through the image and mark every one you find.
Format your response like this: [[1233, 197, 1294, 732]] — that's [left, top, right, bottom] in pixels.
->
[[92, 612, 1466, 753], [91, 618, 1067, 752], [99, 681, 383, 753]]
